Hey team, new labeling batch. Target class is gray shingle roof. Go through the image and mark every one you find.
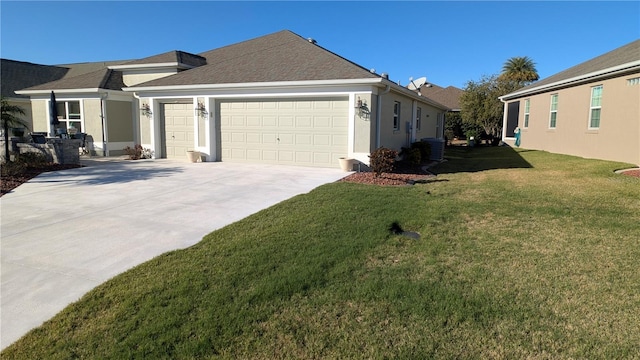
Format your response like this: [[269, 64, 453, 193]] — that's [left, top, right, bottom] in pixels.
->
[[133, 30, 379, 88], [417, 84, 463, 110], [1, 59, 69, 98], [20, 68, 125, 91], [502, 39, 640, 99]]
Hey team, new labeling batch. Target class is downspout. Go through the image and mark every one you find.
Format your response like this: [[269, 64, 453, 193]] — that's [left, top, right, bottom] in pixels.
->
[[100, 93, 109, 157], [376, 84, 391, 148]]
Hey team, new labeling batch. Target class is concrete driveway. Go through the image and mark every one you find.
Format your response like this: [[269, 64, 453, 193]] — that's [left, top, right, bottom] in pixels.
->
[[0, 159, 348, 350]]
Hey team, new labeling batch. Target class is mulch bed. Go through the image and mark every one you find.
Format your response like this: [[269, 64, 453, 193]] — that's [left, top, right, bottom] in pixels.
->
[[621, 169, 640, 178], [339, 161, 435, 186], [1, 163, 82, 197]]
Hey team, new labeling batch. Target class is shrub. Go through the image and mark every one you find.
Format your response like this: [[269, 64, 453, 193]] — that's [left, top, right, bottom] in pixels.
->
[[15, 152, 48, 166], [1, 152, 48, 177], [400, 146, 421, 166], [411, 141, 431, 161], [123, 144, 152, 160], [369, 147, 398, 177]]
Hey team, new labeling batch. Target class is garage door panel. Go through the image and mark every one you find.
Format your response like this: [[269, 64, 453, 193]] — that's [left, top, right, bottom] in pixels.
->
[[247, 116, 261, 127], [333, 134, 348, 146], [296, 116, 312, 127], [313, 134, 330, 146], [296, 134, 312, 145], [220, 98, 348, 167]]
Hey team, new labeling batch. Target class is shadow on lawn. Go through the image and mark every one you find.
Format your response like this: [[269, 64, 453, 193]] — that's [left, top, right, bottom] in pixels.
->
[[431, 145, 533, 174], [27, 160, 183, 186]]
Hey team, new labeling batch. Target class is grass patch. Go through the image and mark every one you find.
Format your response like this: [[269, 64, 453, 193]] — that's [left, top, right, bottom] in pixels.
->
[[3, 147, 640, 359]]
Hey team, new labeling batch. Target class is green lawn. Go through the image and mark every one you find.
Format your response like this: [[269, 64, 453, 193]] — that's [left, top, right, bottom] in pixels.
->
[[3, 147, 639, 359]]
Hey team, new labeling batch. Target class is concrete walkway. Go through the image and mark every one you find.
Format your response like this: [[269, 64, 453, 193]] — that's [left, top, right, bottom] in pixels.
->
[[0, 158, 348, 350]]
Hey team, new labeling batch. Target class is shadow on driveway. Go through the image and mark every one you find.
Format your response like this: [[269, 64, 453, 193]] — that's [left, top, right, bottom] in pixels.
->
[[27, 159, 184, 187], [431, 146, 534, 175]]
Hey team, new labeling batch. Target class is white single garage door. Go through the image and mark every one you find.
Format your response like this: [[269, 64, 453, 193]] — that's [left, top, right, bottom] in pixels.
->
[[163, 103, 194, 159], [220, 97, 348, 168]]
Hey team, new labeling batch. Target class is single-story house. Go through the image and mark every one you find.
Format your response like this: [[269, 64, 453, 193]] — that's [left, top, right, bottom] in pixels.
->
[[500, 39, 640, 166], [13, 30, 449, 167]]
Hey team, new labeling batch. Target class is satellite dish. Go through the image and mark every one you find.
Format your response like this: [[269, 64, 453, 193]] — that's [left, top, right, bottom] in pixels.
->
[[408, 76, 427, 90]]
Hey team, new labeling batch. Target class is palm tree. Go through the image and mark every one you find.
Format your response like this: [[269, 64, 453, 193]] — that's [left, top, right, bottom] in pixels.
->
[[1, 97, 28, 163], [500, 56, 539, 85]]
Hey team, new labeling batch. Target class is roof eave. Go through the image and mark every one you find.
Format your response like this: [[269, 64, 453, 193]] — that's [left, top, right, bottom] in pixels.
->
[[500, 60, 640, 101], [124, 78, 385, 92], [108, 62, 197, 71], [16, 88, 108, 95]]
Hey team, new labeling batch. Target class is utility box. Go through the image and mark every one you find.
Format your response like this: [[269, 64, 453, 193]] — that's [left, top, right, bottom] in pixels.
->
[[421, 137, 445, 161]]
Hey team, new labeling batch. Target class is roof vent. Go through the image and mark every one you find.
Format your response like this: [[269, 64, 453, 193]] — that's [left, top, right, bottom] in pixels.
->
[[381, 73, 389, 79], [307, 38, 317, 44], [370, 68, 376, 73]]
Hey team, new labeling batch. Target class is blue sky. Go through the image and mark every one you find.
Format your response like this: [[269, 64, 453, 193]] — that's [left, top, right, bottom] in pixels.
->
[[1, 1, 638, 88]]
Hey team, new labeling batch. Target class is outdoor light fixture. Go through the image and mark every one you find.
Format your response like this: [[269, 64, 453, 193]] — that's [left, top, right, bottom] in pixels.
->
[[195, 101, 208, 118], [140, 103, 152, 118], [355, 97, 370, 120]]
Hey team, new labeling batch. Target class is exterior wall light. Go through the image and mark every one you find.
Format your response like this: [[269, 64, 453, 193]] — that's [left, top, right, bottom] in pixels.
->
[[140, 103, 152, 118]]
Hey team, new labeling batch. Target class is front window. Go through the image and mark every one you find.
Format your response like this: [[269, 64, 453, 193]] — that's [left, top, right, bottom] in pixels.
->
[[393, 101, 400, 130], [549, 94, 558, 128], [589, 85, 603, 129], [524, 99, 530, 128], [416, 107, 422, 131], [54, 100, 83, 133]]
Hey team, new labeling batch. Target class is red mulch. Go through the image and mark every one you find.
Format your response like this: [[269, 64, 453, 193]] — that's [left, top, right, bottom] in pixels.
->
[[1, 163, 82, 197], [340, 161, 435, 186], [621, 169, 640, 178]]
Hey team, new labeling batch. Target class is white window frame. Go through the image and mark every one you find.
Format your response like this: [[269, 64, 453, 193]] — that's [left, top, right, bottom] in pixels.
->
[[523, 99, 530, 128], [393, 101, 401, 131], [416, 107, 422, 131], [51, 99, 85, 133], [589, 85, 603, 129], [549, 94, 558, 129], [627, 77, 640, 86]]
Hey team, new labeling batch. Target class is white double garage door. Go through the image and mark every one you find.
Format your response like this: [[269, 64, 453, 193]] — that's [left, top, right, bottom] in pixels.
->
[[164, 97, 349, 168]]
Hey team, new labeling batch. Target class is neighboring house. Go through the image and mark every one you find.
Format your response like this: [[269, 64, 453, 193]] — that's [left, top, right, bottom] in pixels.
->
[[1, 59, 68, 131], [414, 83, 463, 112], [13, 30, 450, 167], [500, 39, 640, 166], [1, 59, 128, 133]]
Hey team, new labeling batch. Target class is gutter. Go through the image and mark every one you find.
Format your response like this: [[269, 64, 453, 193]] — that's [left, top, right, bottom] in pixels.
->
[[376, 85, 391, 148], [500, 60, 640, 101]]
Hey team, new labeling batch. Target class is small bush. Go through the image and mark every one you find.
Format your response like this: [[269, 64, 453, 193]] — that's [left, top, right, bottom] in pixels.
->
[[400, 146, 421, 166], [15, 152, 48, 166], [369, 147, 398, 177], [411, 141, 431, 161], [1, 161, 27, 177], [1, 152, 49, 177], [123, 145, 152, 160]]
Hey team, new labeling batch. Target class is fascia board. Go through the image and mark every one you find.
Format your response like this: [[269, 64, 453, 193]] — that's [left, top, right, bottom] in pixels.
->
[[109, 62, 195, 71], [132, 85, 376, 100], [500, 61, 640, 101], [124, 78, 384, 92], [16, 89, 132, 101], [16, 88, 103, 95]]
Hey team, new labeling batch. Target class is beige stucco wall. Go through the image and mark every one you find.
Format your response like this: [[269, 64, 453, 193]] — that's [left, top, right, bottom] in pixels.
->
[[122, 69, 179, 87], [81, 99, 104, 156], [6, 98, 33, 132], [509, 74, 640, 165], [378, 91, 443, 151], [354, 93, 373, 153], [31, 100, 48, 132]]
